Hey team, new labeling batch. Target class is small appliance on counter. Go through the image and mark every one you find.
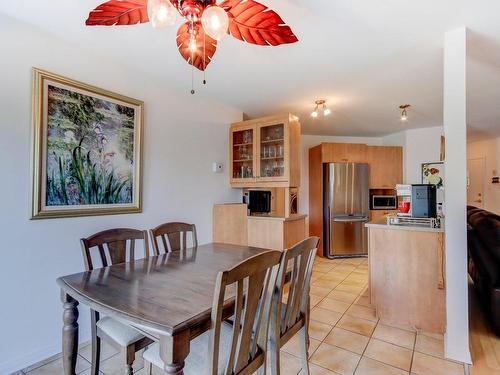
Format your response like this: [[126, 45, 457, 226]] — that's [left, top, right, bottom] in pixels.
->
[[411, 184, 437, 218], [390, 183, 441, 228], [396, 184, 412, 216], [243, 190, 271, 215]]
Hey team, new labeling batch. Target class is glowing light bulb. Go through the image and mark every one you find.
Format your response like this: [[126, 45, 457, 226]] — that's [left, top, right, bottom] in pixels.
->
[[201, 6, 229, 40], [324, 108, 331, 116], [188, 37, 197, 53], [148, 0, 177, 28], [311, 111, 318, 118]]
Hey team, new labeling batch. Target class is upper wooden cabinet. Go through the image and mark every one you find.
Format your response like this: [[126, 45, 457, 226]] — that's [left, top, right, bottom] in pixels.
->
[[230, 114, 301, 188], [366, 146, 403, 189], [322, 143, 367, 163]]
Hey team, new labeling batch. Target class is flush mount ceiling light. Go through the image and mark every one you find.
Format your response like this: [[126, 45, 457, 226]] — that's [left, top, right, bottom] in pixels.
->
[[311, 100, 331, 118], [86, 0, 298, 94], [399, 104, 411, 121]]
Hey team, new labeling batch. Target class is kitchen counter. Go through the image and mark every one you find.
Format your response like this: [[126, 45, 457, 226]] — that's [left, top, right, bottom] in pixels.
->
[[247, 213, 307, 222], [212, 204, 307, 250], [365, 218, 444, 233], [367, 219, 446, 333]]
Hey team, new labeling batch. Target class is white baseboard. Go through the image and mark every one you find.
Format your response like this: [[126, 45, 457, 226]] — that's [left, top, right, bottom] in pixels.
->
[[1, 334, 90, 375]]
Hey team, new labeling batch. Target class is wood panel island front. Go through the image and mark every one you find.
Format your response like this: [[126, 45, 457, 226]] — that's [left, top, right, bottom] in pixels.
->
[[365, 219, 446, 333]]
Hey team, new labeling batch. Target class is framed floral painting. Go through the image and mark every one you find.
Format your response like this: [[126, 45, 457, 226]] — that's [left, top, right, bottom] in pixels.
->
[[31, 69, 143, 219], [422, 162, 444, 189]]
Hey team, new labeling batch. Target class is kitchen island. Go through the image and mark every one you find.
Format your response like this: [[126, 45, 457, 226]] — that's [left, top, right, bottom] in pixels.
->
[[365, 219, 446, 333]]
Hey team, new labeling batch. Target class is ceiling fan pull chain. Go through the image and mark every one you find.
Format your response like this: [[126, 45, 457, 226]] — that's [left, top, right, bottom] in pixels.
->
[[190, 20, 195, 94], [203, 30, 207, 85]]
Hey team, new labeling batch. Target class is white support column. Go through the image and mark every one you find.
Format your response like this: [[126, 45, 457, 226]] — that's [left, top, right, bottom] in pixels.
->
[[443, 27, 471, 363]]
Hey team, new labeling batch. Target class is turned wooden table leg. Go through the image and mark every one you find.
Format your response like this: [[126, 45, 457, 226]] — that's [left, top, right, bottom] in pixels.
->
[[61, 292, 79, 375], [159, 330, 190, 375]]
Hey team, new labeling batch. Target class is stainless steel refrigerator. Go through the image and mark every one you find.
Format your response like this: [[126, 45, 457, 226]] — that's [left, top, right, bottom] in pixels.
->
[[323, 163, 369, 258]]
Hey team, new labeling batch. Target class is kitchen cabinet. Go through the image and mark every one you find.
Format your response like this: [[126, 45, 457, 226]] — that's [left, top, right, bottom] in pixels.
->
[[367, 146, 403, 189], [366, 224, 446, 333], [230, 114, 301, 188], [369, 210, 398, 222], [212, 204, 307, 250], [322, 143, 367, 163]]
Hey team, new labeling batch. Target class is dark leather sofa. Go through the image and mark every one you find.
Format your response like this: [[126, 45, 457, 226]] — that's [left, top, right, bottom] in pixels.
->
[[467, 206, 500, 335]]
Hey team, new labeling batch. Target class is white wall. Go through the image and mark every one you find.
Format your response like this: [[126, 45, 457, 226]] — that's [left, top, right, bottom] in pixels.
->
[[467, 137, 500, 213], [382, 126, 443, 185], [0, 15, 242, 374], [443, 27, 470, 363]]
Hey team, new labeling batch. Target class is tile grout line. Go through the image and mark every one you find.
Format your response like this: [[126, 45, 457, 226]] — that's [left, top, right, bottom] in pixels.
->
[[309, 259, 373, 374]]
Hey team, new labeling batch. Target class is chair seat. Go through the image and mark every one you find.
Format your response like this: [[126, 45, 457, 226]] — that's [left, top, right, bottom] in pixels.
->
[[143, 324, 233, 374], [96, 317, 145, 347]]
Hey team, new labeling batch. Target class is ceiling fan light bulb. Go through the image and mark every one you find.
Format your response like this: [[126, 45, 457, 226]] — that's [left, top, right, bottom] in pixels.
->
[[188, 37, 197, 53], [201, 6, 229, 40], [311, 111, 318, 118], [324, 108, 331, 116], [148, 0, 177, 28]]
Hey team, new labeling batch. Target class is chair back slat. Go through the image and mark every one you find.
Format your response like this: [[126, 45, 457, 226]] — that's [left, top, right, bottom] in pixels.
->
[[149, 222, 198, 254], [209, 250, 281, 375], [273, 237, 320, 336], [225, 280, 244, 375], [80, 228, 149, 271]]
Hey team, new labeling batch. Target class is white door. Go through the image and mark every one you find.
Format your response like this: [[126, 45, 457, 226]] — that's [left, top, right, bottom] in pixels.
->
[[467, 158, 485, 208]]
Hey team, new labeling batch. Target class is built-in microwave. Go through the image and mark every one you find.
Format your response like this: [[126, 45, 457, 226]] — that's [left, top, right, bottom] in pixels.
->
[[370, 195, 397, 210], [243, 190, 272, 214]]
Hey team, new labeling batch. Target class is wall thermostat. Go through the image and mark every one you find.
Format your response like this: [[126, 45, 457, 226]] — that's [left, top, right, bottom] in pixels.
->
[[212, 162, 224, 173]]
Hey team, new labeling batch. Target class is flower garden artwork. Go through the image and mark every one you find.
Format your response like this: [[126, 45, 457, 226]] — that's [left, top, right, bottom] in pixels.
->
[[422, 162, 444, 189], [32, 69, 143, 218]]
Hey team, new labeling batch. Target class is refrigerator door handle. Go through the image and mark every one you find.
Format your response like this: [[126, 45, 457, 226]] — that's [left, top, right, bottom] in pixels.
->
[[332, 217, 368, 223], [351, 162, 355, 215]]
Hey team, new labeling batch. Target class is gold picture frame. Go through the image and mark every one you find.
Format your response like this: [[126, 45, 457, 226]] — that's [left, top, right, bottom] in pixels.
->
[[31, 68, 144, 219]]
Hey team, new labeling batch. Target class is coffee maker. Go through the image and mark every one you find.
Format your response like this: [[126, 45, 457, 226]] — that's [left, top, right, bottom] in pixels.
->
[[395, 184, 437, 218]]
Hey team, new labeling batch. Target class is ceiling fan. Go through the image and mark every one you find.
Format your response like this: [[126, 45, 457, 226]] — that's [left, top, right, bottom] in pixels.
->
[[86, 0, 298, 88]]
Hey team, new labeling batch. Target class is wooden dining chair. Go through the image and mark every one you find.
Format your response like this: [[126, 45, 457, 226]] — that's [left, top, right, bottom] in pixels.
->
[[81, 228, 153, 375], [142, 250, 282, 375], [269, 237, 320, 375], [149, 222, 197, 254]]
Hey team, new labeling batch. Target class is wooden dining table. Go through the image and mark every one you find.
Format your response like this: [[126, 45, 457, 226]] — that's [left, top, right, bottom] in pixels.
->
[[57, 242, 273, 375]]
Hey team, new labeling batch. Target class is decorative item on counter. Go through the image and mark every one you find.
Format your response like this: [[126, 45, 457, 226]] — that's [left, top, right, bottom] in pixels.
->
[[85, 0, 298, 93], [398, 201, 411, 214], [422, 162, 444, 189], [31, 69, 143, 219]]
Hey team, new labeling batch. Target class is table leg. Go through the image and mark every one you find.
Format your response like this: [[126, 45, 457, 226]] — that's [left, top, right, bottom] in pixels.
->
[[61, 292, 79, 375], [159, 330, 190, 374]]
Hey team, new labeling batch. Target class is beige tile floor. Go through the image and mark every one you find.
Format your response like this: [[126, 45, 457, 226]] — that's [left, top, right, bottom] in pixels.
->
[[20, 257, 468, 375]]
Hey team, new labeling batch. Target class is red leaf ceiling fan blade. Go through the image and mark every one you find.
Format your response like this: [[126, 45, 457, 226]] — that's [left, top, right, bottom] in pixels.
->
[[86, 0, 149, 26], [219, 0, 298, 46], [176, 22, 217, 71]]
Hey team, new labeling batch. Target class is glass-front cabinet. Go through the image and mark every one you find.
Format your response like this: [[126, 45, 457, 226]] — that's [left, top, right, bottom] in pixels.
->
[[230, 125, 256, 183], [229, 114, 300, 187], [258, 123, 286, 181]]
